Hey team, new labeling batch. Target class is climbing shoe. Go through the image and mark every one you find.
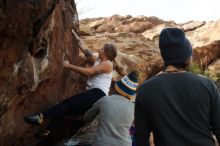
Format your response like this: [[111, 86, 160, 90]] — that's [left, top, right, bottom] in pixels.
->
[[24, 113, 44, 125]]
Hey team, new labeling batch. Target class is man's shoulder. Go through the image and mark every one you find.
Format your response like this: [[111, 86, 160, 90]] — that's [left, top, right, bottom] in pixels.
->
[[140, 75, 161, 88], [186, 72, 215, 85]]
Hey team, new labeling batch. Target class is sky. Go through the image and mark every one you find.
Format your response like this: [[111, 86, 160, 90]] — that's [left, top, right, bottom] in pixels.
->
[[76, 0, 220, 23]]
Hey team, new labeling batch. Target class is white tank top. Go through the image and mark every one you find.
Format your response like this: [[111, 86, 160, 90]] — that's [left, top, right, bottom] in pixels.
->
[[86, 60, 113, 95]]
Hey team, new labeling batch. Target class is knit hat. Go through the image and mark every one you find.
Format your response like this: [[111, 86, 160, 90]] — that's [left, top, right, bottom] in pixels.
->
[[115, 71, 139, 97], [159, 28, 192, 66]]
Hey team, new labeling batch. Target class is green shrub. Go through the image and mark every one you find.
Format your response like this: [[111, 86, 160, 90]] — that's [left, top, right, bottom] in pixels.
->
[[189, 63, 220, 81]]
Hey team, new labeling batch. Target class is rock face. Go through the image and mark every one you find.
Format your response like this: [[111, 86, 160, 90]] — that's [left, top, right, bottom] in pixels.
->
[[79, 15, 164, 35], [0, 0, 82, 145], [186, 20, 220, 68]]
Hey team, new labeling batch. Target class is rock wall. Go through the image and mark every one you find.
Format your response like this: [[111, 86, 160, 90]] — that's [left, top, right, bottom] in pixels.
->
[[0, 0, 83, 145], [186, 20, 220, 68]]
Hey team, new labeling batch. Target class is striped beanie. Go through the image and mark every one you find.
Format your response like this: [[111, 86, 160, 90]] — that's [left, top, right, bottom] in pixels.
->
[[115, 71, 139, 98]]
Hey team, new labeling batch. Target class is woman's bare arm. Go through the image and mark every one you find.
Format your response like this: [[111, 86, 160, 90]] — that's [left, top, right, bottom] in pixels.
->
[[64, 60, 112, 77], [72, 29, 97, 63]]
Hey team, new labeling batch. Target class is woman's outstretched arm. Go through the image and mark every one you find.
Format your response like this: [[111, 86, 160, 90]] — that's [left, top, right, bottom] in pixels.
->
[[63, 60, 112, 77], [72, 29, 97, 63]]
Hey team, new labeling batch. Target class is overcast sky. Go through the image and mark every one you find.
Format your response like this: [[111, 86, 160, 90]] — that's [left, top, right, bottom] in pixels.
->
[[76, 0, 220, 23]]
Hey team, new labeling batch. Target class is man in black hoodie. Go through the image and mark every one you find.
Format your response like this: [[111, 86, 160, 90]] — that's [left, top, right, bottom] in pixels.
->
[[134, 28, 220, 146]]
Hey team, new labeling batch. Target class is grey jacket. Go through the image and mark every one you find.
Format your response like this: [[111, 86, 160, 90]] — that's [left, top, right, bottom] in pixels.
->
[[84, 94, 134, 146]]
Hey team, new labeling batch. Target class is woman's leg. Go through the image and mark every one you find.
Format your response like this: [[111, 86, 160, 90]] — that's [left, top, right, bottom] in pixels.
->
[[66, 88, 105, 116], [43, 88, 105, 118], [25, 88, 105, 125], [24, 92, 89, 125], [24, 92, 90, 125], [43, 88, 105, 136]]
